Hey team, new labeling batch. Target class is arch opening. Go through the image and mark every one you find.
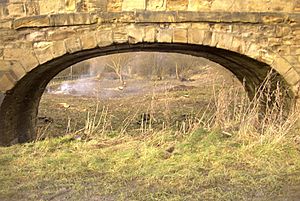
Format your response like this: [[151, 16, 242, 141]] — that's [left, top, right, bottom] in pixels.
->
[[0, 43, 293, 146]]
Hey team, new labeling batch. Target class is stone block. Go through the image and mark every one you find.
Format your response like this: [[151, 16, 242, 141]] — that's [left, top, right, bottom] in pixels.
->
[[47, 29, 76, 41], [283, 68, 300, 86], [64, 36, 82, 53], [0, 30, 19, 43], [157, 28, 172, 42], [26, 31, 46, 41], [14, 15, 50, 29], [0, 4, 8, 18], [96, 30, 113, 47], [144, 26, 156, 42], [81, 32, 98, 50], [113, 27, 128, 43], [128, 26, 144, 44], [268, 37, 282, 45], [3, 48, 39, 72], [262, 15, 285, 23], [88, 0, 108, 11], [273, 55, 293, 77], [107, 0, 122, 12], [50, 13, 74, 26], [39, 0, 63, 14], [210, 32, 220, 47], [245, 42, 261, 59], [147, 0, 166, 11], [52, 40, 67, 58], [0, 19, 12, 29], [210, 0, 233, 11], [3, 41, 33, 49], [136, 11, 176, 23], [213, 24, 232, 33], [73, 13, 96, 25], [290, 46, 300, 55], [0, 72, 15, 91], [33, 42, 54, 64], [191, 23, 211, 30], [171, 23, 190, 29], [0, 60, 26, 81], [258, 50, 274, 65], [258, 25, 276, 37], [98, 12, 135, 23], [173, 28, 187, 43], [75, 0, 88, 12], [188, 0, 212, 11], [7, 3, 25, 16], [188, 28, 205, 44], [65, 0, 76, 11], [231, 37, 249, 54], [202, 31, 212, 46], [50, 13, 97, 26], [122, 0, 146, 11], [284, 55, 299, 65], [25, 2, 39, 15], [166, 0, 188, 10], [216, 34, 233, 50]]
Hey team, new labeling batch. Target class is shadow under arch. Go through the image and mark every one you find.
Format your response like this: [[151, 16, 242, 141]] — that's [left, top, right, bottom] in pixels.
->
[[0, 43, 294, 146]]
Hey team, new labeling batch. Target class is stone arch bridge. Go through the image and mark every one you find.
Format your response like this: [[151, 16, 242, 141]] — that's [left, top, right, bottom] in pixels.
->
[[0, 0, 300, 145]]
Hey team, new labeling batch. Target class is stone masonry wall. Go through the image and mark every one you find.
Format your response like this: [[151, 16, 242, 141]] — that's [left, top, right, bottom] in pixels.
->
[[0, 1, 300, 94], [0, 0, 299, 19], [0, 11, 300, 94]]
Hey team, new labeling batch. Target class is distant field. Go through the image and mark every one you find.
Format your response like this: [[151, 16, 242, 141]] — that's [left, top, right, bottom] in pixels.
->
[[37, 69, 237, 139]]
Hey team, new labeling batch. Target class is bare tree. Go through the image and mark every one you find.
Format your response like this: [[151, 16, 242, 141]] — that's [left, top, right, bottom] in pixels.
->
[[150, 53, 165, 80], [88, 58, 106, 79], [105, 53, 133, 86], [173, 55, 202, 81], [133, 52, 174, 80]]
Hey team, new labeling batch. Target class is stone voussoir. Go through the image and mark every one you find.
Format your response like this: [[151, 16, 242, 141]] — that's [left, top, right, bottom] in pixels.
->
[[33, 41, 54, 64], [64, 36, 82, 53], [0, 72, 16, 92], [96, 29, 113, 47]]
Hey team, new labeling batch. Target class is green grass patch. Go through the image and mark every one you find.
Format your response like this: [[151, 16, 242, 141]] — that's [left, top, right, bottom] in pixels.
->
[[1, 129, 300, 200]]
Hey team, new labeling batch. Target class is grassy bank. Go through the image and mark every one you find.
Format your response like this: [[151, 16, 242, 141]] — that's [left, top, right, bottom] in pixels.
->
[[2, 72, 300, 200], [0, 128, 300, 200]]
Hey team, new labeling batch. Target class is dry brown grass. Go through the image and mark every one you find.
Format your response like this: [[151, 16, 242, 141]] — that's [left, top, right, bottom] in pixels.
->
[[2, 71, 300, 201]]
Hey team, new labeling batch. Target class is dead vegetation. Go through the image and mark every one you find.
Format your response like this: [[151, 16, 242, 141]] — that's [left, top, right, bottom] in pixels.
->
[[1, 55, 300, 200]]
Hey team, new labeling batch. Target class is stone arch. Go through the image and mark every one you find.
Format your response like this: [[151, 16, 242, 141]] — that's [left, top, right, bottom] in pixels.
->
[[0, 25, 299, 145]]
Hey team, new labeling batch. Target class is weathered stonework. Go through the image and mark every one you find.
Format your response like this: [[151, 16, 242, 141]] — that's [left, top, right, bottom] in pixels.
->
[[147, 0, 166, 11], [0, 0, 300, 146], [157, 27, 173, 42], [81, 32, 97, 50], [188, 0, 212, 11], [64, 36, 82, 53], [0, 0, 299, 19], [167, 0, 188, 10], [7, 3, 25, 17], [52, 40, 67, 58], [107, 0, 122, 12], [0, 73, 15, 91], [96, 30, 113, 47], [122, 0, 146, 11], [39, 0, 62, 15], [14, 15, 50, 29], [173, 28, 187, 43], [33, 42, 54, 64]]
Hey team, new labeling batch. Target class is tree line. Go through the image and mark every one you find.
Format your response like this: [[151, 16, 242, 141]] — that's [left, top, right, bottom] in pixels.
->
[[56, 52, 214, 84]]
